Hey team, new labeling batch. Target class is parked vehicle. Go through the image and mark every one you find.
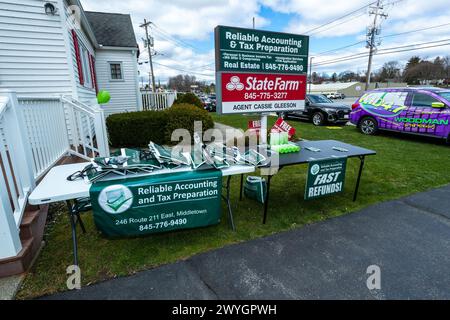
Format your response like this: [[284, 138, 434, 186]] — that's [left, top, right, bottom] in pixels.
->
[[350, 87, 450, 143], [325, 92, 345, 99], [280, 94, 351, 126]]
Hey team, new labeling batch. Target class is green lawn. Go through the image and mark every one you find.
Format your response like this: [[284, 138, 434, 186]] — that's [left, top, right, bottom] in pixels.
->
[[17, 115, 450, 299]]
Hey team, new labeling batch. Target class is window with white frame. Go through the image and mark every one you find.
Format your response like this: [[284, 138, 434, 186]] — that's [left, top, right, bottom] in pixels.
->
[[109, 62, 123, 81], [80, 45, 92, 88]]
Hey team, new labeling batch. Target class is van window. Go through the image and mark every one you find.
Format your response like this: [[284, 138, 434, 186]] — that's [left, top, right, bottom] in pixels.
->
[[411, 93, 440, 108], [360, 91, 407, 106]]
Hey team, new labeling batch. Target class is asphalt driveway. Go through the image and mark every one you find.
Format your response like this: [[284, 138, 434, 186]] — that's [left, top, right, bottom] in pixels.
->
[[42, 184, 450, 300]]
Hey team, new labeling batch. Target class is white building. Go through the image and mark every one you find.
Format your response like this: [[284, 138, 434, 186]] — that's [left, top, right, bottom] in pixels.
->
[[0, 0, 144, 277], [0, 0, 141, 114]]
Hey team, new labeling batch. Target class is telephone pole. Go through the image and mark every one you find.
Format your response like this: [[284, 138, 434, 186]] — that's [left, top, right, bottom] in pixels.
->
[[365, 0, 388, 91], [140, 19, 156, 92]]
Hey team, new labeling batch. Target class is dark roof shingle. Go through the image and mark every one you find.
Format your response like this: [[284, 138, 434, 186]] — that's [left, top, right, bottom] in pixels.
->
[[85, 11, 137, 48]]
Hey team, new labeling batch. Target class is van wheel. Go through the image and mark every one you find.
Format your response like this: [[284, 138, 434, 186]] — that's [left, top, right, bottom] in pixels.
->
[[359, 117, 378, 135], [312, 112, 326, 126]]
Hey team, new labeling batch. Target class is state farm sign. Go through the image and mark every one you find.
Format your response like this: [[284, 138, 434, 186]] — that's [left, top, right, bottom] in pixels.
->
[[219, 72, 306, 114]]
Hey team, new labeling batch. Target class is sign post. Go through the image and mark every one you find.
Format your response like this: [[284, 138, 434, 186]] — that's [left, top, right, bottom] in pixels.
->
[[214, 26, 309, 143]]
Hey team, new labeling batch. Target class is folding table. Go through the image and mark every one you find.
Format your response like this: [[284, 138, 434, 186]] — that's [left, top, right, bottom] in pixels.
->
[[29, 162, 255, 265], [239, 140, 376, 224]]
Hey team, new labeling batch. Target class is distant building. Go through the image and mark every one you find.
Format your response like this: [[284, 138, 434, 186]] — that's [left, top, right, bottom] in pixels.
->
[[310, 82, 408, 97]]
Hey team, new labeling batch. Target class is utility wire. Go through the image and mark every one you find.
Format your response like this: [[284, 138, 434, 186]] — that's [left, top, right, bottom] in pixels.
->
[[314, 20, 450, 57], [152, 53, 214, 71], [315, 41, 366, 56], [309, 11, 367, 36], [150, 22, 201, 52], [152, 61, 213, 77], [381, 22, 450, 39], [314, 42, 450, 66], [304, 1, 376, 35], [315, 38, 450, 65]]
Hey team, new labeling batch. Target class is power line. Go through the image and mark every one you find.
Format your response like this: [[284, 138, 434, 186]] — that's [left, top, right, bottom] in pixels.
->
[[315, 38, 450, 65], [314, 21, 450, 57], [315, 41, 366, 56], [150, 22, 201, 52], [309, 11, 367, 36], [381, 22, 450, 39], [152, 54, 214, 71], [304, 1, 376, 35], [152, 61, 214, 78], [314, 42, 450, 67]]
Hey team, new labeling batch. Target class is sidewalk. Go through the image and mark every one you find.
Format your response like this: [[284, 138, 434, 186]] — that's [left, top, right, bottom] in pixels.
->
[[41, 184, 450, 300]]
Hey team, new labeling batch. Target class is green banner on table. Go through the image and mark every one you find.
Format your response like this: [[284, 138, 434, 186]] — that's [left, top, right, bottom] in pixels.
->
[[305, 157, 347, 200], [90, 170, 222, 237]]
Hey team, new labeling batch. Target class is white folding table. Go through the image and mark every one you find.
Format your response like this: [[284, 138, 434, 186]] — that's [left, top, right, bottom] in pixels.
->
[[29, 162, 255, 265]]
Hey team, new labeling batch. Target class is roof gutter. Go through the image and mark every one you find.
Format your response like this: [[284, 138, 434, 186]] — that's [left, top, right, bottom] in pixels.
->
[[97, 45, 138, 51]]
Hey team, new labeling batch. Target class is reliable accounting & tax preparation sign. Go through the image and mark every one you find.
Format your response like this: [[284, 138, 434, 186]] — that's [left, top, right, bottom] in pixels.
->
[[215, 25, 309, 114]]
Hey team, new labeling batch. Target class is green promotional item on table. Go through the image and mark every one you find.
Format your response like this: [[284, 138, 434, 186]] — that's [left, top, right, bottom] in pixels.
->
[[244, 176, 267, 204], [90, 170, 222, 237], [305, 157, 347, 200]]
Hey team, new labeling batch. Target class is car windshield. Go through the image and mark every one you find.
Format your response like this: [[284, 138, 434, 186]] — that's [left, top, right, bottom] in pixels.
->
[[308, 95, 333, 104], [437, 92, 450, 102]]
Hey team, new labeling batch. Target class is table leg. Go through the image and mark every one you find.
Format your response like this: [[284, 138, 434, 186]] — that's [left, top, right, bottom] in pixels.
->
[[222, 176, 236, 231], [353, 156, 365, 202], [263, 175, 272, 225], [66, 200, 79, 266], [76, 213, 86, 234], [239, 174, 244, 201]]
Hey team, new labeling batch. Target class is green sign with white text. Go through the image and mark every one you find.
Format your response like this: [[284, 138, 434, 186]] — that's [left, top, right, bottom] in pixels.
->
[[305, 158, 347, 200], [215, 25, 309, 74], [90, 170, 222, 237]]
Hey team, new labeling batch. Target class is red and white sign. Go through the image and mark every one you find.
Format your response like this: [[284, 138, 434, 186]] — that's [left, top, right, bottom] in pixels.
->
[[219, 72, 306, 114], [272, 118, 296, 140], [248, 120, 262, 135]]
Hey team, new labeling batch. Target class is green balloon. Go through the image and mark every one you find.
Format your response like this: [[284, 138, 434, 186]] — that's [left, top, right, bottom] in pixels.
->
[[97, 90, 111, 104]]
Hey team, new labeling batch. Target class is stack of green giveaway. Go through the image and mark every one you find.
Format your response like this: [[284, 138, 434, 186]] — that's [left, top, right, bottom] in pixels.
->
[[269, 132, 300, 154]]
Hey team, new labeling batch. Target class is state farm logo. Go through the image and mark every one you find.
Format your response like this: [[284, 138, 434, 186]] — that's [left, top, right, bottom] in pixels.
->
[[226, 76, 245, 91], [225, 75, 300, 91]]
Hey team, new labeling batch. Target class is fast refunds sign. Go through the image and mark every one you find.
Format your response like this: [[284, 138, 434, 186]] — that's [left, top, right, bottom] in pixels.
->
[[215, 25, 309, 114], [305, 158, 347, 200]]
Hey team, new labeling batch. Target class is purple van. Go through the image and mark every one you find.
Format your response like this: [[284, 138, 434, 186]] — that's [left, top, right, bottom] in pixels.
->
[[350, 87, 450, 142]]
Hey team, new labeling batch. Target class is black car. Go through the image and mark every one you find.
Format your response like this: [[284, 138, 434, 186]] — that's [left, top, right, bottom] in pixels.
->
[[280, 94, 351, 126]]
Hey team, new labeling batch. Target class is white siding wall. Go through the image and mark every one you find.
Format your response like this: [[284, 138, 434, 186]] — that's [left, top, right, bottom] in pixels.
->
[[63, 0, 96, 104], [95, 49, 140, 116], [0, 0, 98, 102], [0, 0, 72, 97]]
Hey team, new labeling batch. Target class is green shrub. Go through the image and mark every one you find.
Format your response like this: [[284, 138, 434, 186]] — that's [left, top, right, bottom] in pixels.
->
[[173, 92, 203, 109], [106, 110, 168, 147], [106, 103, 214, 147], [165, 104, 214, 144]]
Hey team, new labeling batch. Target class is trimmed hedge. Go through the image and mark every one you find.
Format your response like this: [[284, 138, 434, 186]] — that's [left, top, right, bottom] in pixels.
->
[[106, 103, 214, 147], [165, 104, 214, 144], [173, 92, 203, 109]]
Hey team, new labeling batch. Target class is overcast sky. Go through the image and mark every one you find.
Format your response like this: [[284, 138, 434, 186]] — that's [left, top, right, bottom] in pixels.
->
[[80, 0, 450, 84]]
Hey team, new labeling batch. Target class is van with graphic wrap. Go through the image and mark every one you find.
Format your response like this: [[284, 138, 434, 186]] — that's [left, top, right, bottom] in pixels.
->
[[350, 88, 450, 143]]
